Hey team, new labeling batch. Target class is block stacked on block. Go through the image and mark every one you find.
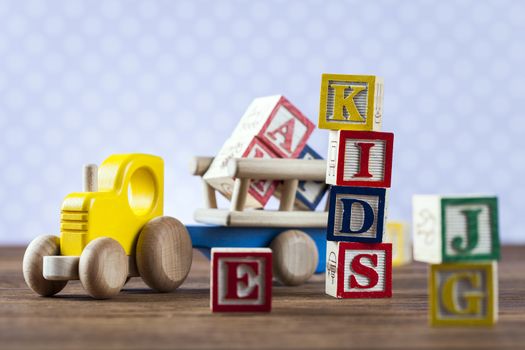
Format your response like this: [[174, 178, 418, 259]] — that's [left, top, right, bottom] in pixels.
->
[[413, 195, 500, 326], [203, 95, 315, 208], [317, 73, 394, 298]]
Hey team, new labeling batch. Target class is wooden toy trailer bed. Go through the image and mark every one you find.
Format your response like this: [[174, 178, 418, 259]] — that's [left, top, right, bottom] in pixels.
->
[[187, 157, 329, 286]]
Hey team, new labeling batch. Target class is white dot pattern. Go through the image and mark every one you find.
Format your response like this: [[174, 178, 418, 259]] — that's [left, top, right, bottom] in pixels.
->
[[0, 0, 523, 244]]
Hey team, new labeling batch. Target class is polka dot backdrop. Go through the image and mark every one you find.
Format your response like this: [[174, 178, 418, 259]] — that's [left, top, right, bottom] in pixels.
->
[[0, 0, 524, 244]]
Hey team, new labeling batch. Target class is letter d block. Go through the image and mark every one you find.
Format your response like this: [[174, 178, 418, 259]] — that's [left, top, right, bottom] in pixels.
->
[[211, 248, 272, 312], [318, 73, 383, 131], [327, 186, 387, 243], [430, 262, 498, 326], [326, 241, 392, 298], [413, 195, 500, 264], [326, 130, 394, 188]]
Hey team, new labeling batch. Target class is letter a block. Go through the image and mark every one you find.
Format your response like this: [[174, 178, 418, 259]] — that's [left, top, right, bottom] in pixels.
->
[[327, 186, 387, 243], [413, 195, 500, 264], [211, 248, 272, 312], [204, 95, 315, 207], [326, 130, 394, 188], [430, 262, 498, 326], [318, 74, 384, 131], [384, 221, 412, 267], [325, 241, 392, 298]]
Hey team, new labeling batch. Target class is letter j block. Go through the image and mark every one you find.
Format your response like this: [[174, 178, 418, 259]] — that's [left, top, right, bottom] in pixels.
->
[[430, 262, 498, 326], [326, 241, 392, 298], [327, 186, 387, 243], [326, 130, 394, 188], [413, 195, 500, 264], [318, 73, 384, 131], [211, 248, 272, 312]]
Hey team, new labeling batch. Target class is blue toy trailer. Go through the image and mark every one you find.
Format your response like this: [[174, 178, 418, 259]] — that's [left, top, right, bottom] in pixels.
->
[[189, 157, 328, 286]]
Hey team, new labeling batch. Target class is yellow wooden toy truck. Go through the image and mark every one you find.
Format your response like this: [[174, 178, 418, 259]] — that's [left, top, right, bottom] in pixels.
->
[[23, 154, 193, 299]]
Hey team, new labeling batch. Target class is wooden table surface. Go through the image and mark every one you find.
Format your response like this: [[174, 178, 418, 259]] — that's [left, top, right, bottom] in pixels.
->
[[1, 246, 524, 350]]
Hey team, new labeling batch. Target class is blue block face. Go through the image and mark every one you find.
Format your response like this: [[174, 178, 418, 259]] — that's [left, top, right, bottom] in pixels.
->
[[327, 186, 387, 243], [296, 145, 328, 210]]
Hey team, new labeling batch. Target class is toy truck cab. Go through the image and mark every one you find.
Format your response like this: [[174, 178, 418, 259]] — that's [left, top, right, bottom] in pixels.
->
[[23, 154, 192, 299], [188, 156, 329, 286]]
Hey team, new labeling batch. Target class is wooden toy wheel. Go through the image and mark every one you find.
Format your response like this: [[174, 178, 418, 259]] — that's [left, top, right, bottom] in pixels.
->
[[79, 237, 128, 299], [136, 216, 193, 292], [270, 230, 319, 286], [23, 235, 68, 296]]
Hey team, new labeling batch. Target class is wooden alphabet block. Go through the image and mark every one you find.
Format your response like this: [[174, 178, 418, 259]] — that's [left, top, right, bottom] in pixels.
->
[[211, 248, 272, 312], [326, 130, 394, 188], [327, 186, 387, 243], [326, 241, 392, 298], [413, 195, 500, 264], [384, 221, 412, 267], [294, 145, 328, 210], [318, 73, 383, 131], [430, 262, 498, 326], [204, 95, 315, 207]]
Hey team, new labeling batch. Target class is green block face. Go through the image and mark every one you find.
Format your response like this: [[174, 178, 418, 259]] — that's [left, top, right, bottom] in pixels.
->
[[441, 197, 500, 262]]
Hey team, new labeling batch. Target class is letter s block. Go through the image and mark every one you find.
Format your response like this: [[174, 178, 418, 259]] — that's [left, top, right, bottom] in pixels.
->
[[430, 262, 498, 326], [326, 130, 394, 188], [327, 186, 387, 243], [211, 248, 272, 312], [325, 241, 392, 298], [413, 195, 500, 264], [318, 73, 383, 131]]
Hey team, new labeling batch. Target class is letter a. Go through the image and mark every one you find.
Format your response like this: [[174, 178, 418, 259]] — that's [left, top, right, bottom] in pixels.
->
[[330, 84, 367, 122], [267, 118, 296, 154]]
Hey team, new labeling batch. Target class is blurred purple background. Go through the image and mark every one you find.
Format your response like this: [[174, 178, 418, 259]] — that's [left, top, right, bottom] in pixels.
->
[[0, 0, 523, 244]]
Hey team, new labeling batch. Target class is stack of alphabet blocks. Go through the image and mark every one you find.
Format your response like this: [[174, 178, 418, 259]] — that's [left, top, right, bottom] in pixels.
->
[[413, 195, 500, 326], [318, 74, 394, 298]]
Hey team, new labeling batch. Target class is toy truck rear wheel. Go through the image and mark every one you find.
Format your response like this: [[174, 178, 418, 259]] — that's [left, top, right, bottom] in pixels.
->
[[136, 216, 193, 292], [79, 237, 128, 299], [270, 230, 319, 286], [23, 235, 68, 296]]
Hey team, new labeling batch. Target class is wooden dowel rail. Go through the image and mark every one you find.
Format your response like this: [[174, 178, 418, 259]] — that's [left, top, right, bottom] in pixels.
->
[[227, 158, 326, 181]]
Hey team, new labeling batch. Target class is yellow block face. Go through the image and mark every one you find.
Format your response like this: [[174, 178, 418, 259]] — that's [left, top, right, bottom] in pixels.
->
[[384, 221, 412, 267], [60, 154, 164, 256], [429, 262, 498, 326], [318, 74, 383, 131]]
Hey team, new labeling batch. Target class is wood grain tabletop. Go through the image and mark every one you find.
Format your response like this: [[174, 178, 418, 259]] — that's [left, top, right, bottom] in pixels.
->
[[1, 246, 524, 350]]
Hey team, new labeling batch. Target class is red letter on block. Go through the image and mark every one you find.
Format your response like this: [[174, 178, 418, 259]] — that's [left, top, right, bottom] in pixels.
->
[[211, 248, 272, 312], [353, 142, 374, 178], [349, 253, 379, 289]]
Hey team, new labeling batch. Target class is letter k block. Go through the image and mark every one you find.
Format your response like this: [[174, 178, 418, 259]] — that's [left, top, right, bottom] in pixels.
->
[[327, 186, 388, 243], [430, 262, 498, 326], [326, 130, 394, 188], [318, 74, 384, 131], [211, 248, 272, 312]]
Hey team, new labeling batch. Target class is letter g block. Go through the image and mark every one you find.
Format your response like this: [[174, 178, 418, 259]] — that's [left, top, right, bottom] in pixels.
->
[[327, 186, 388, 243], [429, 262, 498, 326]]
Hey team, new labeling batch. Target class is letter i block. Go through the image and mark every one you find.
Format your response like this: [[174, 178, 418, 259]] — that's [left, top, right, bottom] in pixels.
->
[[318, 73, 384, 131], [327, 186, 387, 243], [413, 195, 500, 264], [211, 248, 272, 312], [326, 130, 394, 188], [294, 145, 328, 210], [326, 241, 392, 298], [384, 221, 412, 267], [430, 262, 498, 326]]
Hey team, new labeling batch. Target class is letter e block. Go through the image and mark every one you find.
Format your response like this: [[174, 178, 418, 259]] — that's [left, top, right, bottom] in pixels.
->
[[326, 130, 394, 188], [325, 241, 392, 298], [384, 221, 412, 267], [430, 262, 498, 326], [327, 186, 387, 243], [211, 248, 272, 312], [413, 195, 500, 263], [318, 73, 383, 131]]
